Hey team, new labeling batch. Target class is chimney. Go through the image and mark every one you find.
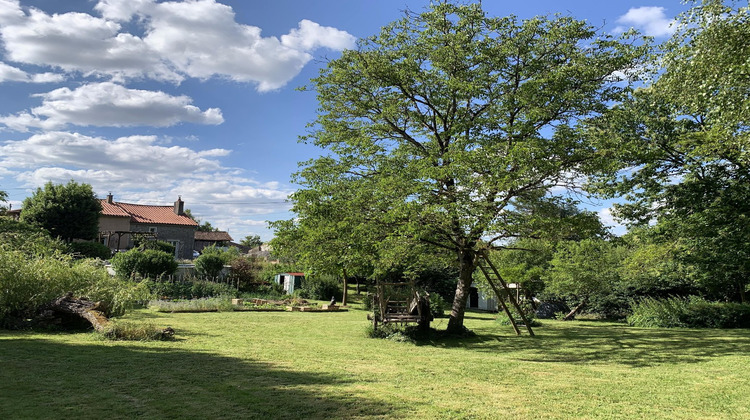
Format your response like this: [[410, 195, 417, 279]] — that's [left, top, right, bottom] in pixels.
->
[[106, 192, 113, 204], [174, 196, 184, 215]]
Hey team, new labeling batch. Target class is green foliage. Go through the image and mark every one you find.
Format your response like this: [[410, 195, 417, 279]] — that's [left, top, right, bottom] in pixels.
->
[[0, 217, 67, 257], [144, 278, 236, 300], [288, 1, 647, 333], [0, 250, 149, 324], [200, 245, 240, 263], [429, 293, 447, 318], [111, 249, 178, 279], [20, 180, 102, 242], [296, 275, 341, 301], [228, 256, 264, 291], [98, 320, 174, 341], [544, 239, 626, 317], [148, 297, 235, 313], [628, 296, 750, 329], [240, 234, 263, 248], [68, 241, 112, 260], [194, 253, 226, 279], [138, 240, 176, 256], [587, 1, 750, 302]]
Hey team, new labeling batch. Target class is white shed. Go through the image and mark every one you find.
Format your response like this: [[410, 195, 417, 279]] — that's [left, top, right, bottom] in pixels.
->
[[274, 272, 304, 294]]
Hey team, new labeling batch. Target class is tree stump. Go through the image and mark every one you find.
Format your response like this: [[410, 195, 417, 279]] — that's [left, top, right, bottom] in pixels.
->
[[41, 292, 110, 331]]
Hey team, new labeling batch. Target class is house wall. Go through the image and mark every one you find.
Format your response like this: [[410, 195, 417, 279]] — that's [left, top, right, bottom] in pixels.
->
[[98, 215, 132, 251], [131, 223, 196, 259]]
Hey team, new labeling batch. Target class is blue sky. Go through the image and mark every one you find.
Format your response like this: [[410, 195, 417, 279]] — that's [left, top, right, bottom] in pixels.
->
[[0, 0, 687, 241]]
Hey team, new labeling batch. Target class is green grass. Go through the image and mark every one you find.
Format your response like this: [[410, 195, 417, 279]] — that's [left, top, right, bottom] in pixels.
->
[[1, 303, 749, 419]]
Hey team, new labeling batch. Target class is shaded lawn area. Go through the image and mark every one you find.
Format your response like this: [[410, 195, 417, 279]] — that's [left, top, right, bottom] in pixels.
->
[[1, 308, 749, 419]]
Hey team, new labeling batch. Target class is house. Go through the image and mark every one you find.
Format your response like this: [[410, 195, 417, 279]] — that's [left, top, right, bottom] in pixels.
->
[[99, 194, 198, 259], [194, 231, 233, 253], [274, 272, 304, 294]]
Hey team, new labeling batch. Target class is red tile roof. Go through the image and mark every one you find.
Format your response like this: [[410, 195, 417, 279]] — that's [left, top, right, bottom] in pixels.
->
[[195, 231, 233, 241], [100, 199, 198, 227]]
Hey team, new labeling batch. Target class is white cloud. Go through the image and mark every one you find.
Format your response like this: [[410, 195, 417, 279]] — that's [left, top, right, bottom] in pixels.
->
[[0, 61, 64, 83], [615, 6, 676, 37], [0, 6, 180, 82], [0, 0, 354, 91], [0, 82, 223, 131], [597, 207, 627, 236], [0, 130, 292, 239]]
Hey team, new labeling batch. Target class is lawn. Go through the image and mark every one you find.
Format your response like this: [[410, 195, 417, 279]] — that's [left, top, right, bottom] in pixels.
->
[[1, 299, 749, 419]]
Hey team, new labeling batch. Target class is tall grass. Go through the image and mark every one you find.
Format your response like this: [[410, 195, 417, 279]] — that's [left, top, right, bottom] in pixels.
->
[[148, 297, 236, 313], [0, 249, 149, 323], [628, 296, 750, 328]]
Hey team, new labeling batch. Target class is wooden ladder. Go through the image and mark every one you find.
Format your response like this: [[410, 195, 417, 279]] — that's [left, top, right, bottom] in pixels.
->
[[476, 252, 535, 337]]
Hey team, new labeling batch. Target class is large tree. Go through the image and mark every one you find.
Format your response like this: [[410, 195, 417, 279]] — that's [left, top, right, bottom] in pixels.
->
[[292, 2, 646, 333], [588, 0, 750, 301], [20, 181, 102, 242]]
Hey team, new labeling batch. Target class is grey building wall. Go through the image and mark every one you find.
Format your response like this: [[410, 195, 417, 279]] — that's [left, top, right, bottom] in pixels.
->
[[131, 223, 197, 259]]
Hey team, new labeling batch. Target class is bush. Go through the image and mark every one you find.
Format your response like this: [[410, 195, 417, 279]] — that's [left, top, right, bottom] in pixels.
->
[[69, 241, 111, 260], [194, 253, 225, 279], [144, 278, 236, 300], [297, 275, 341, 301], [429, 293, 448, 318], [628, 296, 750, 328], [0, 249, 150, 325], [111, 249, 177, 279], [229, 256, 264, 290], [138, 240, 175, 256], [98, 320, 174, 341]]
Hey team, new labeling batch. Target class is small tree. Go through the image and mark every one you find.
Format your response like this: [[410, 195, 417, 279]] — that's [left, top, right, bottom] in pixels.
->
[[20, 181, 102, 242], [240, 234, 263, 248], [544, 239, 626, 320]]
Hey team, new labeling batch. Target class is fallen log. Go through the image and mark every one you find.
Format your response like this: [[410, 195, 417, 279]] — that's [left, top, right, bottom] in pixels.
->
[[42, 292, 110, 331]]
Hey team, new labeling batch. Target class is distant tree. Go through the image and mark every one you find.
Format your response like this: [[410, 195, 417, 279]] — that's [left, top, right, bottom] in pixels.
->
[[240, 234, 263, 248], [184, 209, 218, 232], [0, 189, 7, 214], [544, 239, 627, 320], [20, 181, 102, 242]]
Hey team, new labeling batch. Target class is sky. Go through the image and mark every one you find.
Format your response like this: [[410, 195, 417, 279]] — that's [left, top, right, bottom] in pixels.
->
[[0, 0, 688, 241]]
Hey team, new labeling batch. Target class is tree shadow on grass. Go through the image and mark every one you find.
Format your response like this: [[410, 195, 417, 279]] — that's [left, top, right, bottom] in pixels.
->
[[0, 337, 396, 419], [417, 322, 750, 368]]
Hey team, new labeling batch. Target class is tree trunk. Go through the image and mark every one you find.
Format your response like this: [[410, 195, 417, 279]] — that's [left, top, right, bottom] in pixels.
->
[[446, 249, 476, 334], [342, 268, 349, 306], [44, 293, 110, 331], [563, 298, 587, 321]]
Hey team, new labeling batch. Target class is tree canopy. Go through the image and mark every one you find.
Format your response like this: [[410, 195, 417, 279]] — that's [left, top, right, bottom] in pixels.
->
[[278, 1, 647, 333], [20, 181, 102, 243], [587, 0, 750, 302]]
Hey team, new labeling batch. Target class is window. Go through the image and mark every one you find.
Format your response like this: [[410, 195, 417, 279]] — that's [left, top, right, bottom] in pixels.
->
[[148, 227, 157, 233]]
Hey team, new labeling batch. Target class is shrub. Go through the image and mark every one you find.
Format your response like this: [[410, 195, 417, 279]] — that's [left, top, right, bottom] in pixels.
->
[[429, 293, 448, 318], [297, 275, 341, 301], [628, 296, 750, 328], [138, 240, 175, 256], [69, 241, 111, 260], [0, 249, 150, 325], [98, 320, 174, 341], [194, 253, 225, 279], [111, 249, 177, 279], [229, 256, 264, 290]]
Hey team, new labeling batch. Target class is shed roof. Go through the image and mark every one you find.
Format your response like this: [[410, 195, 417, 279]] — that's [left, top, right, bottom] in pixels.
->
[[195, 231, 233, 241]]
